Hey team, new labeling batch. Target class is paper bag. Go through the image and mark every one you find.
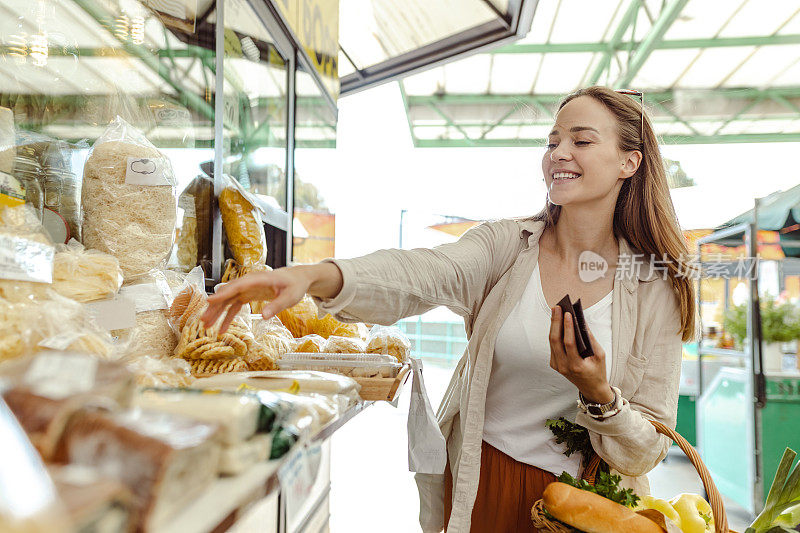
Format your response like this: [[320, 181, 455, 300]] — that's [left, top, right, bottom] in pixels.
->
[[407, 357, 447, 474]]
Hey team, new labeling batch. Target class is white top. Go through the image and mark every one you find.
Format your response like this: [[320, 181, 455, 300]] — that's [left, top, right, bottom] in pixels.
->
[[482, 261, 613, 477]]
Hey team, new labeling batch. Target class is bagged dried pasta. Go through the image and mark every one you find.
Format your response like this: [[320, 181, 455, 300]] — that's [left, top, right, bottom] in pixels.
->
[[52, 239, 123, 303], [366, 325, 412, 363], [277, 295, 318, 338], [0, 204, 55, 301], [219, 175, 266, 267], [81, 117, 177, 279], [111, 271, 176, 359]]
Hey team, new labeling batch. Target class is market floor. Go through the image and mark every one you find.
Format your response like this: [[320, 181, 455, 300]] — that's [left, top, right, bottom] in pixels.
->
[[330, 363, 754, 533]]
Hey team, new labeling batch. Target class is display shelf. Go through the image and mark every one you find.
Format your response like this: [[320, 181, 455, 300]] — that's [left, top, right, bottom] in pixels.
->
[[156, 401, 370, 533], [157, 460, 282, 533], [312, 400, 371, 443]]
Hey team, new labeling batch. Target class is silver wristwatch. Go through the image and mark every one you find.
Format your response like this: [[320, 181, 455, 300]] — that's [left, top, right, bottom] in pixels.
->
[[578, 390, 619, 418]]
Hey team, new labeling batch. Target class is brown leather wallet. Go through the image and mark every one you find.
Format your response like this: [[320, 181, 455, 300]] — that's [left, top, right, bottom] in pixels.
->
[[556, 294, 593, 358]]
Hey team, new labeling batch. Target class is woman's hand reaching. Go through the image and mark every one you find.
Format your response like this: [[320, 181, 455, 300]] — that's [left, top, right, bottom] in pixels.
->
[[202, 267, 311, 333], [201, 262, 344, 334], [548, 305, 614, 404]]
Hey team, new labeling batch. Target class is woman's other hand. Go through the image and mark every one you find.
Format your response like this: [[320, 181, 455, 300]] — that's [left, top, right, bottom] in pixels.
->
[[548, 306, 614, 404]]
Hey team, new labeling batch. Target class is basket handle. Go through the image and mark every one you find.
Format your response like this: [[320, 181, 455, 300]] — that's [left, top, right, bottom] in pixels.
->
[[649, 419, 728, 533], [578, 419, 728, 533]]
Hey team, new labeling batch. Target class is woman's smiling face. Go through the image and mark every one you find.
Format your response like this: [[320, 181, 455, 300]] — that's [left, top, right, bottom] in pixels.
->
[[542, 95, 640, 208]]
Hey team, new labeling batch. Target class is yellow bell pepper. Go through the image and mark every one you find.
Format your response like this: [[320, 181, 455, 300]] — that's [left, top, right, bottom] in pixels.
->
[[637, 495, 682, 527], [669, 493, 714, 533]]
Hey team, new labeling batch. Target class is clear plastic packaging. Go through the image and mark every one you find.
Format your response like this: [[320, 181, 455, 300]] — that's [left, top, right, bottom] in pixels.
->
[[124, 355, 194, 388], [219, 175, 266, 267], [112, 271, 175, 359], [278, 355, 401, 378], [81, 117, 177, 279], [366, 325, 412, 363], [0, 353, 135, 461], [293, 334, 326, 353], [133, 387, 261, 445], [170, 267, 260, 375], [175, 174, 214, 275], [193, 370, 361, 402], [0, 397, 70, 533], [218, 433, 272, 476], [0, 204, 55, 295], [323, 335, 366, 354], [277, 295, 318, 338], [52, 239, 123, 303], [60, 408, 220, 531]]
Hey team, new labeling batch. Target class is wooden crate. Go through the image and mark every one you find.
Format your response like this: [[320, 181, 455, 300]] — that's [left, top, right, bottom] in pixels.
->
[[353, 364, 411, 402]]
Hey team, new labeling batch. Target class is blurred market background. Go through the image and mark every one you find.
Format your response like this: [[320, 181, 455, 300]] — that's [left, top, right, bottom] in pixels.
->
[[3, 0, 800, 530]]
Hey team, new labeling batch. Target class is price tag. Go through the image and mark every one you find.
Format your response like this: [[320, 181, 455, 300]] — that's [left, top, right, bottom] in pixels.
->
[[119, 281, 169, 313], [125, 157, 171, 186], [24, 353, 98, 399], [0, 235, 54, 283], [85, 295, 137, 330], [278, 444, 315, 525], [179, 194, 196, 218]]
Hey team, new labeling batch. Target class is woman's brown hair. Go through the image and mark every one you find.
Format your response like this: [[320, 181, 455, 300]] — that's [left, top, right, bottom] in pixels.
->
[[534, 86, 696, 342]]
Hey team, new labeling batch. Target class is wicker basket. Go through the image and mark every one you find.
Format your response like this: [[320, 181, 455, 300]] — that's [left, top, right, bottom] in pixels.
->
[[531, 419, 731, 533]]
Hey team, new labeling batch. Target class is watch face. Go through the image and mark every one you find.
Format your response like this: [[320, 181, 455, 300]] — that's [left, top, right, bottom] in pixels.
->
[[588, 405, 604, 416]]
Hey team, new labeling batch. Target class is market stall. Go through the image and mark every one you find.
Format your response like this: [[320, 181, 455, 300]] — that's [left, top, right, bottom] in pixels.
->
[[694, 196, 800, 517]]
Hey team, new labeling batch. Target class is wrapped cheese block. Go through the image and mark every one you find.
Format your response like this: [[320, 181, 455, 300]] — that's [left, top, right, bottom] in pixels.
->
[[0, 353, 134, 461], [193, 370, 360, 402], [133, 388, 261, 445], [49, 464, 133, 533], [60, 408, 220, 531], [218, 433, 272, 476]]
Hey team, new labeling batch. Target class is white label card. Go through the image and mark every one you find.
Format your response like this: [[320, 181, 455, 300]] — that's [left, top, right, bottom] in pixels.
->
[[119, 282, 169, 313], [85, 295, 137, 330], [178, 194, 196, 218], [0, 235, 54, 283], [125, 157, 170, 186], [24, 353, 98, 400]]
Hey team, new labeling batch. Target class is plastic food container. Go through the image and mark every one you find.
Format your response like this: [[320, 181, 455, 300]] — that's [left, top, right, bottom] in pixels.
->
[[278, 353, 401, 378]]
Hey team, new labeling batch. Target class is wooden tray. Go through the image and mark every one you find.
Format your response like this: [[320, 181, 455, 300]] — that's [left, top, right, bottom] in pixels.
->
[[353, 364, 411, 402]]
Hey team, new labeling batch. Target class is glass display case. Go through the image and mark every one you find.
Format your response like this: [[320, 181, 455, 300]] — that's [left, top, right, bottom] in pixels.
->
[[0, 0, 338, 280]]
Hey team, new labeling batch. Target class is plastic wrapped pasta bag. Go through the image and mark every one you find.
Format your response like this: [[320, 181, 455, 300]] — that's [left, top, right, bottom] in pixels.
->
[[124, 355, 194, 388], [366, 325, 412, 363], [0, 204, 55, 302], [323, 336, 366, 354], [293, 334, 326, 354], [252, 315, 294, 342], [219, 175, 267, 267], [81, 117, 177, 279], [52, 240, 123, 303], [277, 295, 318, 338], [112, 271, 176, 359], [175, 174, 213, 274]]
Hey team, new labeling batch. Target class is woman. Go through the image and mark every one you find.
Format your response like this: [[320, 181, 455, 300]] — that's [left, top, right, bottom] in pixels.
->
[[203, 86, 696, 533]]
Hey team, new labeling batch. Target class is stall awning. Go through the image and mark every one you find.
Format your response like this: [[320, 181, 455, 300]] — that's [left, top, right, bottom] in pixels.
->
[[338, 0, 537, 95], [720, 184, 800, 231]]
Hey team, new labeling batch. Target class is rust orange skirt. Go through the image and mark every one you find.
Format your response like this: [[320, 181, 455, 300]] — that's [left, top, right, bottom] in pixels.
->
[[444, 440, 557, 533]]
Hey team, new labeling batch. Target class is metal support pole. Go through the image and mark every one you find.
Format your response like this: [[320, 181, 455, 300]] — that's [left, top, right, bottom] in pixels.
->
[[748, 198, 765, 514]]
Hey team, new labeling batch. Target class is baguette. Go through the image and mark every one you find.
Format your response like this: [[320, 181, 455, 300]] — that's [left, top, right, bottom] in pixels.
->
[[543, 482, 664, 533]]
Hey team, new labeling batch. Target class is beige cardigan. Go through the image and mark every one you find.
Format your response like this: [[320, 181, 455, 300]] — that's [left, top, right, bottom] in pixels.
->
[[314, 218, 683, 533]]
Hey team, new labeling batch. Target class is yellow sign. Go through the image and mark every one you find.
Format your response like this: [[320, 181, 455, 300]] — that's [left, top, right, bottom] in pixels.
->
[[274, 0, 339, 98]]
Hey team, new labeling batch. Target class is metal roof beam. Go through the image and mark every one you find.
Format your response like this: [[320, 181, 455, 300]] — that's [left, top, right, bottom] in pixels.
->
[[415, 133, 800, 148], [491, 33, 800, 54], [614, 0, 689, 88], [406, 86, 800, 106], [587, 0, 640, 85]]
